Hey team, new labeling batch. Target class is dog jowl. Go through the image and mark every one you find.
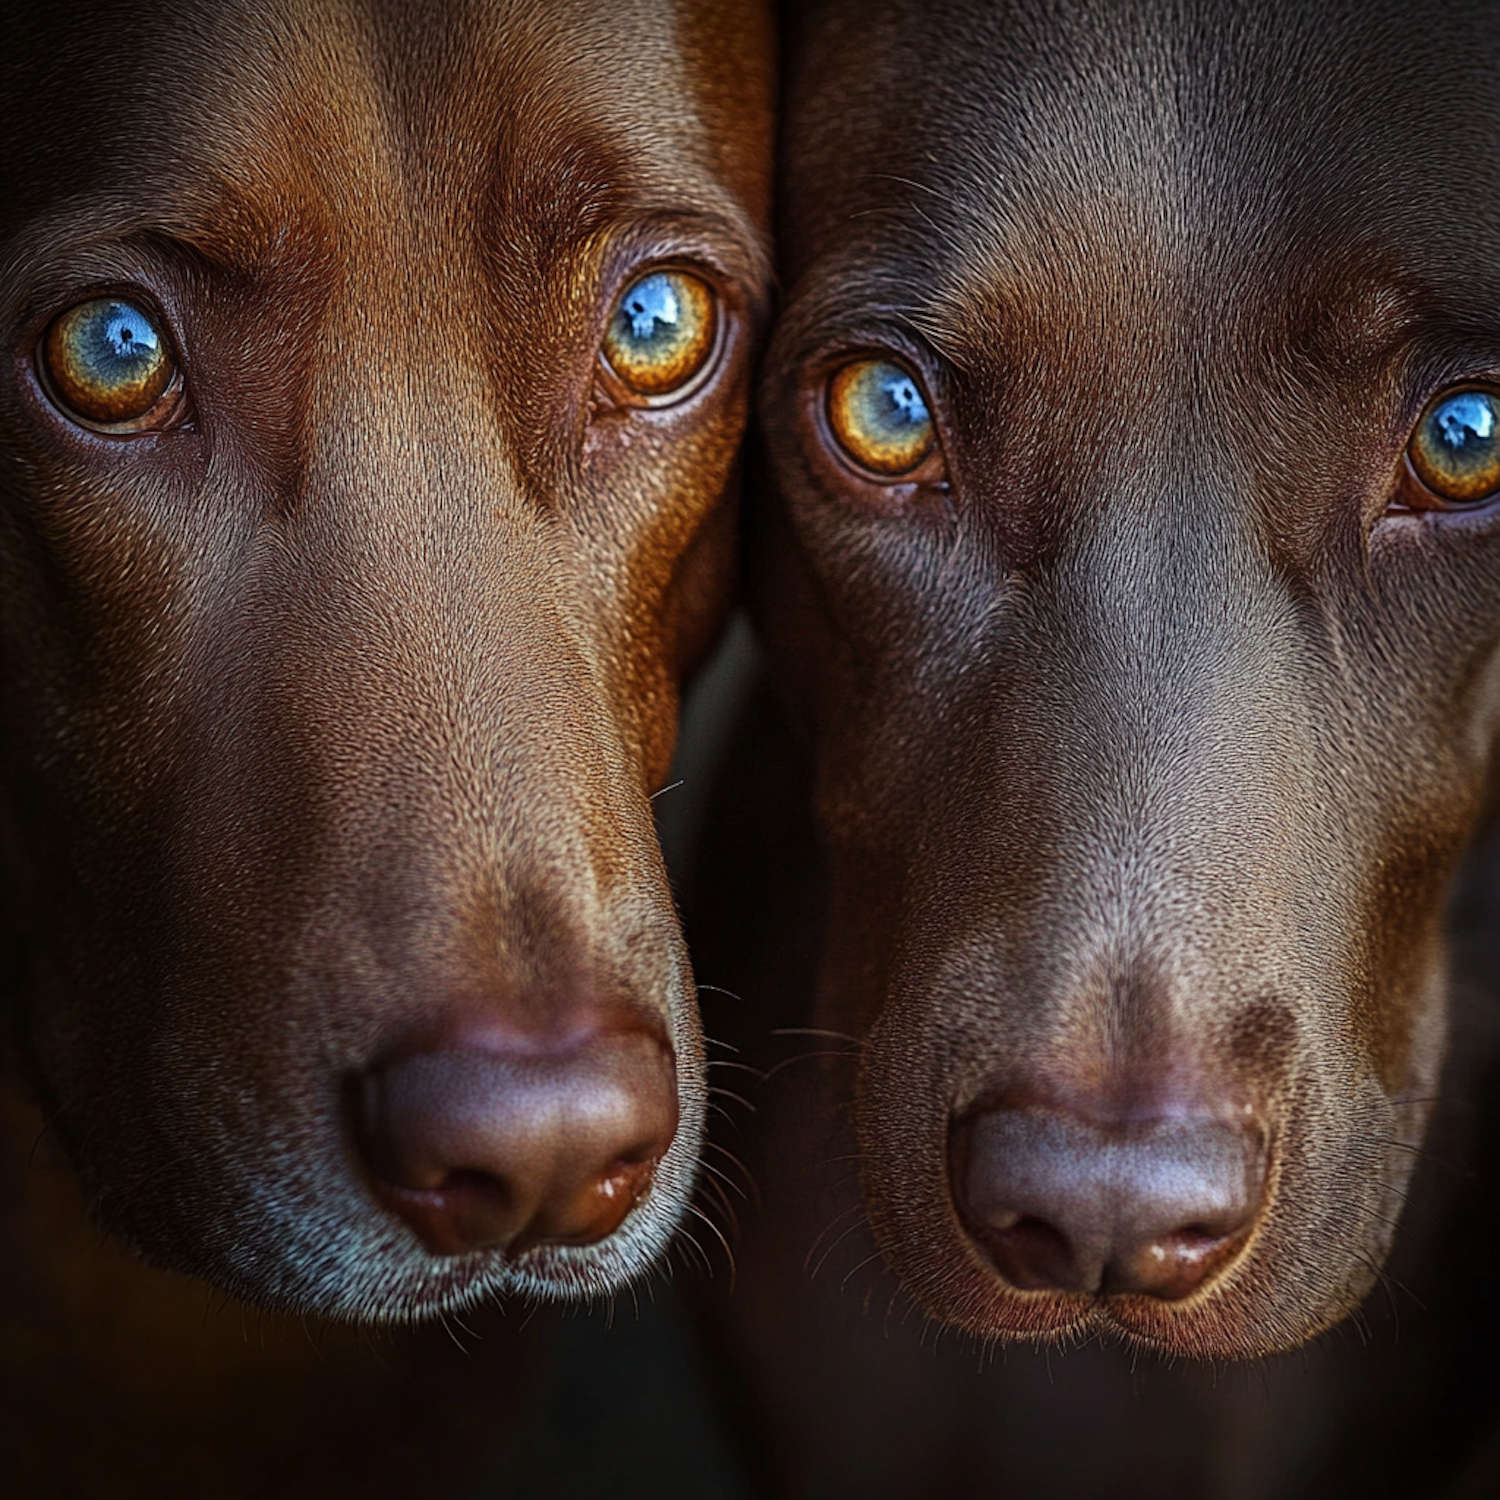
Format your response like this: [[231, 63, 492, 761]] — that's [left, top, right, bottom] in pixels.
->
[[756, 0, 1500, 1358], [0, 0, 771, 1320]]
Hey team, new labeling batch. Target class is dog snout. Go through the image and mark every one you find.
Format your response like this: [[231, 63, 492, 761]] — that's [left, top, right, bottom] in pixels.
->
[[356, 1019, 679, 1257], [951, 1098, 1268, 1301]]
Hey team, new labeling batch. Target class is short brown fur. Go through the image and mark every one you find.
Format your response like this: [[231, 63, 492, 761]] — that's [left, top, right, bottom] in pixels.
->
[[752, 0, 1500, 1361], [0, 0, 771, 1489]]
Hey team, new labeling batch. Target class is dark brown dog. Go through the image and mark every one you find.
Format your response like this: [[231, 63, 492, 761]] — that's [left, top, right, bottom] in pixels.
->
[[683, 680, 1500, 1499], [751, 0, 1500, 1368], [0, 0, 769, 1483]]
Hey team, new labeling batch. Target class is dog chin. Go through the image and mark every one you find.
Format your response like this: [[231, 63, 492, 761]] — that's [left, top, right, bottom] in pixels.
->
[[878, 1246, 1371, 1363], [859, 1088, 1421, 1362], [109, 1093, 705, 1323], [872, 1164, 1410, 1364]]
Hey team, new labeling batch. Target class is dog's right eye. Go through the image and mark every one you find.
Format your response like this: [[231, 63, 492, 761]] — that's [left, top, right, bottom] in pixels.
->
[[40, 298, 178, 433], [1406, 386, 1500, 506], [602, 269, 718, 400], [827, 358, 936, 477]]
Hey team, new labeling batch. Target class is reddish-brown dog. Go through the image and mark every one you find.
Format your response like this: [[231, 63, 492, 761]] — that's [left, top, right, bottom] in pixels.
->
[[0, 0, 770, 1489], [750, 0, 1500, 1367]]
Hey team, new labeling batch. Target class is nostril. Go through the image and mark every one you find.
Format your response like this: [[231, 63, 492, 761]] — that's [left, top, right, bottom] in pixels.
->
[[355, 1024, 678, 1258], [1104, 1221, 1252, 1300], [979, 1214, 1089, 1293]]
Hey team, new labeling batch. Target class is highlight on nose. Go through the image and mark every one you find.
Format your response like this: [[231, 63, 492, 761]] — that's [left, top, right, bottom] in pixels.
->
[[950, 1098, 1267, 1301], [355, 1022, 679, 1258]]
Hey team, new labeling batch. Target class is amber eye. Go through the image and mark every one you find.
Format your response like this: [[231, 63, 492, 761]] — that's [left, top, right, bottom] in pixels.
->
[[602, 269, 718, 398], [827, 358, 935, 476], [1407, 386, 1500, 505], [42, 298, 176, 431]]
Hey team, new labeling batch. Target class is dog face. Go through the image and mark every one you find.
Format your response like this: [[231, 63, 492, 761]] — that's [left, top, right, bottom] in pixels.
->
[[757, 0, 1500, 1358], [0, 0, 770, 1319]]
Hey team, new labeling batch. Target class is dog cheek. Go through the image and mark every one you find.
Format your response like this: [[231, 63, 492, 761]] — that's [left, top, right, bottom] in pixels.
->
[[580, 400, 747, 788]]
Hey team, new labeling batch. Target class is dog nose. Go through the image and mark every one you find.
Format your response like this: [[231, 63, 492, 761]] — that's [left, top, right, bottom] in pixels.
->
[[356, 1021, 678, 1257], [951, 1100, 1266, 1300]]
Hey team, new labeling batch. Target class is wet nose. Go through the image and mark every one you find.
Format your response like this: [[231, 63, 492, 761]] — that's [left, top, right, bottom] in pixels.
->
[[356, 1021, 678, 1257], [951, 1101, 1266, 1299]]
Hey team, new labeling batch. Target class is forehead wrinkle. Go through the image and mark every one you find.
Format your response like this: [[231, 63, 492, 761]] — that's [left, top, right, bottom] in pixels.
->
[[7, 0, 756, 299], [361, 0, 744, 244], [801, 0, 1500, 379]]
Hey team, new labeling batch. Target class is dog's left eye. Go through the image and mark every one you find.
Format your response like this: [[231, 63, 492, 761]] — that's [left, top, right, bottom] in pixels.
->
[[826, 358, 936, 477], [40, 297, 179, 433], [1406, 386, 1500, 506], [602, 269, 718, 399]]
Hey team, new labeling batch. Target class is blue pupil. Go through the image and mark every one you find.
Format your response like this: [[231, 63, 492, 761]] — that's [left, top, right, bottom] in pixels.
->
[[1433, 391, 1496, 451], [619, 273, 680, 346], [877, 371, 929, 433], [87, 303, 160, 376]]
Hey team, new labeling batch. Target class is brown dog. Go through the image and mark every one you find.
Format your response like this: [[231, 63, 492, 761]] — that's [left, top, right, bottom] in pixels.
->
[[672, 0, 1500, 1488], [751, 0, 1500, 1366], [0, 0, 770, 1489]]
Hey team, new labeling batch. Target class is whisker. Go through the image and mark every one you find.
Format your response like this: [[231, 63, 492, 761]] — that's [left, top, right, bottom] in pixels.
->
[[707, 1085, 756, 1113], [763, 1049, 861, 1083], [703, 1143, 759, 1210], [707, 1100, 749, 1128], [699, 1155, 750, 1202], [673, 1224, 713, 1277], [687, 1203, 738, 1287], [809, 1214, 871, 1280], [705, 1139, 754, 1172], [1380, 1139, 1473, 1178], [702, 1192, 741, 1242], [772, 1026, 861, 1045], [435, 1310, 470, 1355], [706, 1059, 764, 1077], [861, 170, 960, 203], [838, 1249, 887, 1293]]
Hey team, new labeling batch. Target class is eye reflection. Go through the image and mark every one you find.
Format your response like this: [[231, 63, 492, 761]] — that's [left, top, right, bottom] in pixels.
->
[[602, 269, 717, 397], [827, 357, 935, 476], [1408, 386, 1500, 504]]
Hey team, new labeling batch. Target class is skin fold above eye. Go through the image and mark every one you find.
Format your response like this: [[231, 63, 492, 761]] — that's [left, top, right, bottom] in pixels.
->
[[602, 269, 717, 398], [42, 298, 175, 429]]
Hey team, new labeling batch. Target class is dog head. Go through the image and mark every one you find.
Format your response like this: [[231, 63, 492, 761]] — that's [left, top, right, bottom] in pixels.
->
[[756, 0, 1500, 1357], [0, 0, 771, 1319]]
